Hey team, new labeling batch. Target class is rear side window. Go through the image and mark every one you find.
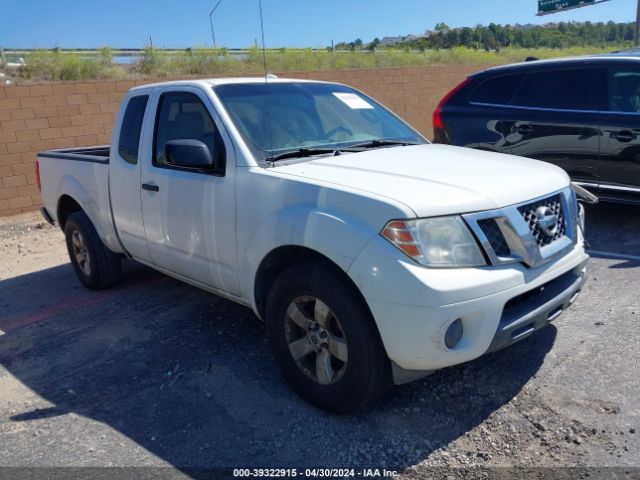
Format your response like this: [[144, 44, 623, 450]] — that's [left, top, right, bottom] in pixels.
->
[[606, 67, 640, 113], [511, 69, 598, 111], [469, 74, 525, 105], [118, 95, 149, 165]]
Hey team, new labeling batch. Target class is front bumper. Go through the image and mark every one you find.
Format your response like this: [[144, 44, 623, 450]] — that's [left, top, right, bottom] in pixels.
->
[[486, 261, 586, 353], [347, 231, 589, 375]]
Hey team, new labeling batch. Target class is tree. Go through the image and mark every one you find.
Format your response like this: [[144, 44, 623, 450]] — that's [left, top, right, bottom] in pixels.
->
[[459, 27, 472, 46], [383, 20, 635, 51], [482, 31, 498, 50]]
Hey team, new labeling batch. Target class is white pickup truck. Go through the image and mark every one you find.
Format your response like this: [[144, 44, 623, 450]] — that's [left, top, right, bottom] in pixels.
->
[[37, 77, 590, 412]]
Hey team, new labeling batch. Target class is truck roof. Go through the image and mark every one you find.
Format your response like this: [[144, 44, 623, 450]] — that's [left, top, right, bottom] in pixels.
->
[[130, 76, 326, 92]]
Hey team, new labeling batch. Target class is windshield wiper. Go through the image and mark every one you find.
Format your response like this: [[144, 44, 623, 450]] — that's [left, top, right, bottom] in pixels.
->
[[265, 140, 422, 163], [344, 139, 422, 150], [266, 147, 337, 163]]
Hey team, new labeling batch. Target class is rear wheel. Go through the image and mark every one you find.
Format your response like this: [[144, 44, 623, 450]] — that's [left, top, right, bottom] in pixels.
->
[[64, 211, 121, 290], [265, 263, 388, 413]]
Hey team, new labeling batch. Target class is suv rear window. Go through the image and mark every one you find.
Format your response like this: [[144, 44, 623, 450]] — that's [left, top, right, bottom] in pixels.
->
[[511, 69, 597, 111], [469, 74, 525, 105], [118, 95, 148, 165]]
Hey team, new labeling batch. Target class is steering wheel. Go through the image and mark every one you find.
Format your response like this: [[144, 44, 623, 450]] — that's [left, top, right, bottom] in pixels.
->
[[325, 126, 354, 141]]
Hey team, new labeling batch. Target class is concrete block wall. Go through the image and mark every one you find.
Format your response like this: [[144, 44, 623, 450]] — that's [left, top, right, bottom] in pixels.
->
[[0, 64, 492, 217]]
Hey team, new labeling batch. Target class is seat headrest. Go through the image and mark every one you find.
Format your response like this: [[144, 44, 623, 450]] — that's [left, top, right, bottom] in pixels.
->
[[171, 111, 205, 140]]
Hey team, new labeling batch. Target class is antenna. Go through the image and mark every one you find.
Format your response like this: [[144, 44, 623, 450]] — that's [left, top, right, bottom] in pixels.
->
[[258, 0, 268, 79], [258, 0, 274, 162], [209, 0, 224, 48]]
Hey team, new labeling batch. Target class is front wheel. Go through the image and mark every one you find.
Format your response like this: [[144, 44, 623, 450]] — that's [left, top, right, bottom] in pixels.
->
[[64, 211, 122, 290], [265, 263, 389, 413]]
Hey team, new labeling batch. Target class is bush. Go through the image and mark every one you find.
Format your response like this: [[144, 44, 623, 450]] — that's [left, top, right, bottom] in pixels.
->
[[20, 49, 124, 81], [11, 44, 631, 81]]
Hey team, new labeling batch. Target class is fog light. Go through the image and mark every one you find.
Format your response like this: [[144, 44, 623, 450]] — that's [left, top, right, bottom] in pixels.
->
[[445, 318, 463, 349]]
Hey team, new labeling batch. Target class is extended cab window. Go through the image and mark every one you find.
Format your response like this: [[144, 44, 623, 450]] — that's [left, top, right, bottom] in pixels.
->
[[606, 67, 640, 113], [511, 69, 598, 111], [118, 95, 149, 164], [153, 92, 225, 170], [469, 73, 525, 105]]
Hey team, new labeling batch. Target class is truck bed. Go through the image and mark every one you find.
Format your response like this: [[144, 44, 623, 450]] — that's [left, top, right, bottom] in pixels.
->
[[38, 146, 110, 163], [37, 144, 122, 254]]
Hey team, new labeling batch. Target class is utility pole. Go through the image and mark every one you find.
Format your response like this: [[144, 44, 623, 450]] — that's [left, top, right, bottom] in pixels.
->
[[209, 0, 224, 48]]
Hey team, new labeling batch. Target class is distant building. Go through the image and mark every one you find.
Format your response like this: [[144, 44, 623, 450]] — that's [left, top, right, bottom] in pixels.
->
[[379, 36, 404, 46], [404, 34, 427, 42]]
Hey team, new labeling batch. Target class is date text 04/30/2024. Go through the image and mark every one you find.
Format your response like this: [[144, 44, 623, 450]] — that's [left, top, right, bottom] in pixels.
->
[[232, 468, 398, 477]]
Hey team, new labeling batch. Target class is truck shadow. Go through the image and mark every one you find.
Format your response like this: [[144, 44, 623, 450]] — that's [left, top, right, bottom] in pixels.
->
[[0, 259, 554, 472]]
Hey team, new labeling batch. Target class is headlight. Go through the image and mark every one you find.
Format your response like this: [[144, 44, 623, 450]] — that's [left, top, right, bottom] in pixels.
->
[[381, 216, 487, 268]]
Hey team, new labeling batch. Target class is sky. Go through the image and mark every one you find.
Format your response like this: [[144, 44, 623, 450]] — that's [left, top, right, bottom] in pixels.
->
[[2, 0, 637, 49]]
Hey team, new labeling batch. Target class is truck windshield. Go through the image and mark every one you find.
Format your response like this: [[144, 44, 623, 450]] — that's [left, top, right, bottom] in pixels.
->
[[214, 82, 426, 163]]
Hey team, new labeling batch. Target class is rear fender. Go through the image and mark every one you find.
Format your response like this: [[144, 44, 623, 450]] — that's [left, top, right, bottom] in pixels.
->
[[56, 175, 123, 253]]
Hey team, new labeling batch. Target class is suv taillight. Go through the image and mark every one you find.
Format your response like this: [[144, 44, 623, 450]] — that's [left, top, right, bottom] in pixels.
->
[[432, 78, 471, 143], [35, 161, 41, 192]]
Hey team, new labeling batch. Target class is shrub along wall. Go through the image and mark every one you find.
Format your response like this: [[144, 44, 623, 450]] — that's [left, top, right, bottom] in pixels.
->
[[0, 64, 492, 217]]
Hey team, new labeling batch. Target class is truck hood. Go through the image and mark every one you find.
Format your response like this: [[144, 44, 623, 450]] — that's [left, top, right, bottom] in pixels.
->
[[274, 144, 570, 217]]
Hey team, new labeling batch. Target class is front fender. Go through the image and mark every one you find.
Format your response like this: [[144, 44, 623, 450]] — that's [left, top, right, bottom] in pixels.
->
[[239, 204, 378, 312]]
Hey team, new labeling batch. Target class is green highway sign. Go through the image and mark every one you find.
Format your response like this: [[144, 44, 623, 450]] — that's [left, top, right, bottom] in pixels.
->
[[537, 0, 610, 15]]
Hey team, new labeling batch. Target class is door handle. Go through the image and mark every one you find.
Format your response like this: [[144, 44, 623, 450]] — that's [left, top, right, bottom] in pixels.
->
[[141, 183, 159, 192], [513, 124, 533, 135], [610, 130, 634, 143]]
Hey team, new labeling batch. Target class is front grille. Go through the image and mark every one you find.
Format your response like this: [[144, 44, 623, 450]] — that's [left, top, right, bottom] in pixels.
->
[[477, 218, 510, 257], [464, 188, 575, 269], [518, 194, 566, 247]]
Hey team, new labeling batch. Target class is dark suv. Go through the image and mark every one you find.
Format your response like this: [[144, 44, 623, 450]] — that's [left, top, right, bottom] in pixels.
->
[[433, 54, 640, 204]]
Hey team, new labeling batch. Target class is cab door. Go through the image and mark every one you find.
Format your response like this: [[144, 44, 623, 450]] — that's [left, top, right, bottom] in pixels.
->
[[109, 94, 154, 263], [598, 64, 640, 200], [503, 67, 601, 186], [140, 88, 239, 295]]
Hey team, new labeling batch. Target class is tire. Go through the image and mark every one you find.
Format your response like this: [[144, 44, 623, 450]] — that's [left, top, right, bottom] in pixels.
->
[[64, 211, 121, 290], [265, 262, 389, 413]]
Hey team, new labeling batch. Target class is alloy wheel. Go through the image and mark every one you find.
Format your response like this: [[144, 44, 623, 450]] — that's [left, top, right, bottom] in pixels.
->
[[284, 295, 348, 385], [71, 230, 91, 276]]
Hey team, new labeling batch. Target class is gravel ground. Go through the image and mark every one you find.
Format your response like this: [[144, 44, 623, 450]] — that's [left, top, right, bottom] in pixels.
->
[[0, 204, 639, 479]]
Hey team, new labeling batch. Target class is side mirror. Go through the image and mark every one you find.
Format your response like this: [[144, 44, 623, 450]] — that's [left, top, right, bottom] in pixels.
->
[[164, 139, 215, 170]]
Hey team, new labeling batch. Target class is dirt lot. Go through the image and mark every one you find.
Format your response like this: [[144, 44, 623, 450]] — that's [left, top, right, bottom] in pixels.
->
[[0, 204, 639, 478]]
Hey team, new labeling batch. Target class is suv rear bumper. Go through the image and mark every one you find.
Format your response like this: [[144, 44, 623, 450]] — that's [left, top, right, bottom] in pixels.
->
[[348, 232, 589, 375]]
